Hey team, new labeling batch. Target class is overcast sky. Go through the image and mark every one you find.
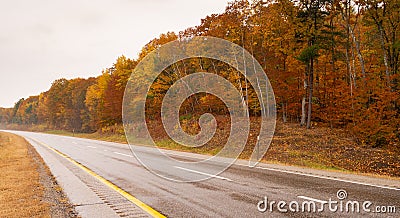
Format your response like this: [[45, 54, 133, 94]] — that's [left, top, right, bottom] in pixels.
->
[[0, 0, 228, 108]]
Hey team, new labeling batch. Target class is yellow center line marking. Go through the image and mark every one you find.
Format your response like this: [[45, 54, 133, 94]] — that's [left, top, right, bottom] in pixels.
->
[[29, 138, 166, 218]]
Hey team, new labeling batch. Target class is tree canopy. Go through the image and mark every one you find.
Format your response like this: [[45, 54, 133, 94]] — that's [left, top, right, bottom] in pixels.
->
[[1, 0, 399, 148]]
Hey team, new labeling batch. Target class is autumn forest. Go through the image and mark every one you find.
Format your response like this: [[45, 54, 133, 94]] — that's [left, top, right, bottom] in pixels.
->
[[0, 0, 399, 149]]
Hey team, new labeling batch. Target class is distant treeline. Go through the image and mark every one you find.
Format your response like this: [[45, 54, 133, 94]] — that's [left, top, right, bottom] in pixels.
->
[[0, 0, 399, 147]]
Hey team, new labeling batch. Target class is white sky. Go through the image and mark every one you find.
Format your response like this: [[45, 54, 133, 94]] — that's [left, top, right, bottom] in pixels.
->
[[0, 0, 228, 108]]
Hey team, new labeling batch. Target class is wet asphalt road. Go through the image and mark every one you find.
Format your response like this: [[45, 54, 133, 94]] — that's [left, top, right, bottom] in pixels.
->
[[7, 131, 400, 217]]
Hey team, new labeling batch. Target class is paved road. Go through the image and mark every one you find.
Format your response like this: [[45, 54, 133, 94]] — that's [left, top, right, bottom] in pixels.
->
[[5, 131, 400, 217]]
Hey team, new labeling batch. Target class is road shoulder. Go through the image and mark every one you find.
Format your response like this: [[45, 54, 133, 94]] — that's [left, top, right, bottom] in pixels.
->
[[24, 136, 156, 218]]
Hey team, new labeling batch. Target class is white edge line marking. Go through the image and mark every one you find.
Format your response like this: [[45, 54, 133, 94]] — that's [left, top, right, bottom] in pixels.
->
[[252, 166, 400, 191], [87, 146, 97, 149], [163, 152, 399, 191], [174, 166, 232, 182], [297, 196, 327, 204], [113, 152, 134, 158]]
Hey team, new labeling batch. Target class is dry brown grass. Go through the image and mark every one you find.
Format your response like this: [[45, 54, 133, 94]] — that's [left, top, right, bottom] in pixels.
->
[[0, 132, 50, 218]]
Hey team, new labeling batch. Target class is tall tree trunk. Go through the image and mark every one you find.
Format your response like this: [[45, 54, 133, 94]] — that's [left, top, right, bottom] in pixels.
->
[[307, 57, 314, 129], [368, 3, 391, 87], [340, 0, 359, 87], [300, 78, 307, 126], [330, 17, 336, 128], [345, 34, 356, 87], [301, 97, 306, 126], [349, 27, 366, 81], [378, 24, 391, 87], [282, 102, 287, 123]]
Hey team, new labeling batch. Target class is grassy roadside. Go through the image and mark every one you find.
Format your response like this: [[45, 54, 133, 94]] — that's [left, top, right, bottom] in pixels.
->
[[45, 130, 127, 144], [0, 132, 76, 217], [42, 121, 400, 178]]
